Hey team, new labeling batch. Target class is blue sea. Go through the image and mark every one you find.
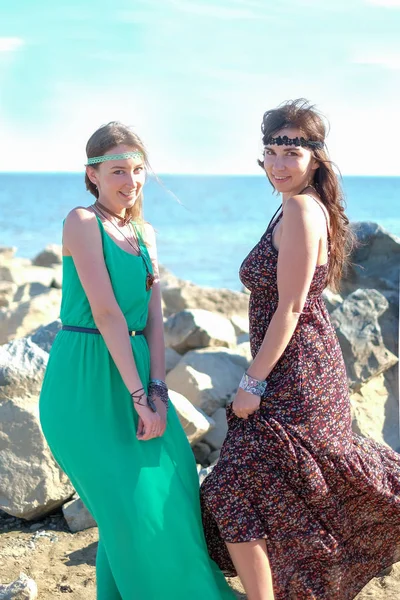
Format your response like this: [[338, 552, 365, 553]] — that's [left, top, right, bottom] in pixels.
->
[[0, 174, 399, 291]]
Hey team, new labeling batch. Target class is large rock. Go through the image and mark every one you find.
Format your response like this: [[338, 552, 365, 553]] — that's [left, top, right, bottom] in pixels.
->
[[13, 283, 50, 304], [230, 315, 249, 336], [62, 495, 97, 533], [164, 309, 237, 354], [322, 288, 343, 313], [165, 347, 180, 373], [378, 290, 399, 358], [0, 573, 38, 599], [159, 265, 249, 319], [350, 371, 399, 451], [0, 288, 61, 346], [331, 289, 398, 390], [342, 222, 400, 294], [0, 282, 50, 312], [169, 389, 215, 445], [30, 320, 62, 354], [0, 282, 18, 309], [32, 244, 62, 268], [356, 561, 400, 599], [166, 348, 247, 415], [192, 441, 212, 465], [0, 258, 61, 288], [198, 464, 216, 485], [204, 407, 228, 450], [0, 246, 17, 261], [0, 338, 74, 519]]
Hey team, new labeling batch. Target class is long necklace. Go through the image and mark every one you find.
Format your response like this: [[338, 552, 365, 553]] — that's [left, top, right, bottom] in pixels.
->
[[92, 203, 155, 291]]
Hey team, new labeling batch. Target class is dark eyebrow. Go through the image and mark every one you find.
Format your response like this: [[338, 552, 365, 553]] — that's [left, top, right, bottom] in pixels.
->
[[265, 146, 299, 152]]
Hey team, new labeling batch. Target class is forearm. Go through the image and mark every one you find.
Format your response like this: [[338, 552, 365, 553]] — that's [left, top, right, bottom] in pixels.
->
[[144, 279, 166, 381], [94, 311, 143, 394], [247, 307, 301, 381], [144, 316, 166, 380]]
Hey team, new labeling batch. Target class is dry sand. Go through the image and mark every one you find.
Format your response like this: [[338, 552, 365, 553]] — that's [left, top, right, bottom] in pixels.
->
[[0, 513, 399, 599]]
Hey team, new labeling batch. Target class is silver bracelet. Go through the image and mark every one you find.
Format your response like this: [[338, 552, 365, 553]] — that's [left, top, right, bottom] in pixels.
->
[[150, 378, 167, 389], [239, 372, 267, 396]]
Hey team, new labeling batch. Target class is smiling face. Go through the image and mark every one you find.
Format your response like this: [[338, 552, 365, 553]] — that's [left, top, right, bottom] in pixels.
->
[[263, 127, 319, 198], [86, 144, 146, 212]]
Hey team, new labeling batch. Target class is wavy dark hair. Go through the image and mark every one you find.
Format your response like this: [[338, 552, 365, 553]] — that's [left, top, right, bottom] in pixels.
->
[[257, 98, 355, 292], [85, 121, 150, 223]]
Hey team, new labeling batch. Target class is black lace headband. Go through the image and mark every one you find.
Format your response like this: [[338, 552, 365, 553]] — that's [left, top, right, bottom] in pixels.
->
[[264, 135, 324, 150]]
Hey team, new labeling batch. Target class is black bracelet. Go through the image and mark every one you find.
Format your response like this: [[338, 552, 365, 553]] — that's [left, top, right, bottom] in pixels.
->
[[130, 387, 157, 413]]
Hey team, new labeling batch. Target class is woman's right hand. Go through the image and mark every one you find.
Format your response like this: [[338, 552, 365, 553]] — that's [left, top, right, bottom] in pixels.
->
[[134, 401, 164, 441]]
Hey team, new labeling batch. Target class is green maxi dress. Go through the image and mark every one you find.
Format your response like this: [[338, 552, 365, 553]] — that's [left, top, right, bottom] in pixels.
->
[[39, 216, 235, 600]]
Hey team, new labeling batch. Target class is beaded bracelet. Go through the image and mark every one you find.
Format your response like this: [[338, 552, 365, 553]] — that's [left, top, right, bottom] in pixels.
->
[[238, 372, 267, 396], [148, 379, 170, 410]]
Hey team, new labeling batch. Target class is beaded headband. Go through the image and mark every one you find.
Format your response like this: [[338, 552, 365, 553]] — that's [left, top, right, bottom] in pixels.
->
[[265, 135, 324, 150], [86, 151, 144, 165]]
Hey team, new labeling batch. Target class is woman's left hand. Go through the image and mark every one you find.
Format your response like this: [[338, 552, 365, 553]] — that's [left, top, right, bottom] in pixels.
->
[[232, 388, 261, 419]]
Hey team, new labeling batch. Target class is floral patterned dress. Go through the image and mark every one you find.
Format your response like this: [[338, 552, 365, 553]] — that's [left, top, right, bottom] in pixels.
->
[[200, 204, 400, 599]]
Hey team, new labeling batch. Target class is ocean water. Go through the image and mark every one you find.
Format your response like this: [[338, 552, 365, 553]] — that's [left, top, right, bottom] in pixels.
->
[[0, 174, 399, 290]]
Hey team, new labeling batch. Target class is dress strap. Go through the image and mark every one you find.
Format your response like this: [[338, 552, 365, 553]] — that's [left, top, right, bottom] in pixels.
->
[[266, 205, 283, 233], [301, 193, 331, 249]]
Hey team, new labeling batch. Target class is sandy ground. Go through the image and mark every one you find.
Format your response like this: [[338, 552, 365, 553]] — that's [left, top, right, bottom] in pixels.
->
[[0, 510, 399, 599], [0, 509, 245, 599]]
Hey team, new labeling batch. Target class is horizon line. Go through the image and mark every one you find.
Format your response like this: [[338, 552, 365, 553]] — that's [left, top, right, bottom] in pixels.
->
[[0, 171, 399, 178]]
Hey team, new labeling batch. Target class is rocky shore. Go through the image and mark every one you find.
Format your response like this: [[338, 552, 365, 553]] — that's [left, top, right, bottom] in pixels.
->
[[0, 221, 399, 599]]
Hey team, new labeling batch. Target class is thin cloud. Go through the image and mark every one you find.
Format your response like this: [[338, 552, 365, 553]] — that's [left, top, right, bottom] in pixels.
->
[[0, 37, 24, 52], [168, 0, 259, 19], [366, 0, 400, 6], [353, 53, 400, 70]]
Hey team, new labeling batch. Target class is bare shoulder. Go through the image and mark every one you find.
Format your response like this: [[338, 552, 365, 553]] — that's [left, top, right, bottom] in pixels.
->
[[65, 206, 97, 228], [63, 206, 101, 254], [286, 194, 328, 228], [286, 194, 319, 213]]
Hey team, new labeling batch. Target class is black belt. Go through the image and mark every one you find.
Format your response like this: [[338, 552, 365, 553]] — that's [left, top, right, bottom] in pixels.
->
[[62, 325, 144, 337]]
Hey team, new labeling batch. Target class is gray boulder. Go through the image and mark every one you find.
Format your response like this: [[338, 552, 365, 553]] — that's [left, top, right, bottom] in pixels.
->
[[322, 288, 343, 313], [204, 407, 228, 450], [331, 289, 398, 390], [167, 347, 247, 415], [342, 222, 400, 294], [0, 288, 61, 346], [0, 282, 18, 310], [0, 338, 74, 519], [159, 265, 249, 319], [169, 389, 215, 445], [0, 573, 37, 599], [30, 320, 62, 353], [0, 246, 17, 261], [62, 495, 97, 533], [192, 441, 212, 465], [164, 309, 237, 354], [32, 244, 62, 268], [165, 347, 180, 373], [350, 371, 399, 451]]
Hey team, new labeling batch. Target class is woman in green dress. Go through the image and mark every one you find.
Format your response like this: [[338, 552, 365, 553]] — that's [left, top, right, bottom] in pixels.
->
[[39, 122, 235, 600]]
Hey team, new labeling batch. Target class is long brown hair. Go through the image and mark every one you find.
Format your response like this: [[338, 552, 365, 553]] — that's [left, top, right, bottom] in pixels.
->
[[85, 121, 150, 223], [258, 98, 355, 292]]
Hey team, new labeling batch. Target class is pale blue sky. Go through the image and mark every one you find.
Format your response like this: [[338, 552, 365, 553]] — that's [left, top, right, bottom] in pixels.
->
[[0, 0, 399, 174]]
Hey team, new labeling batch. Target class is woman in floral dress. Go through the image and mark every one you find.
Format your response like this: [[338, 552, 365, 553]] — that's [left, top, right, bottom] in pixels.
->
[[200, 99, 400, 600]]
